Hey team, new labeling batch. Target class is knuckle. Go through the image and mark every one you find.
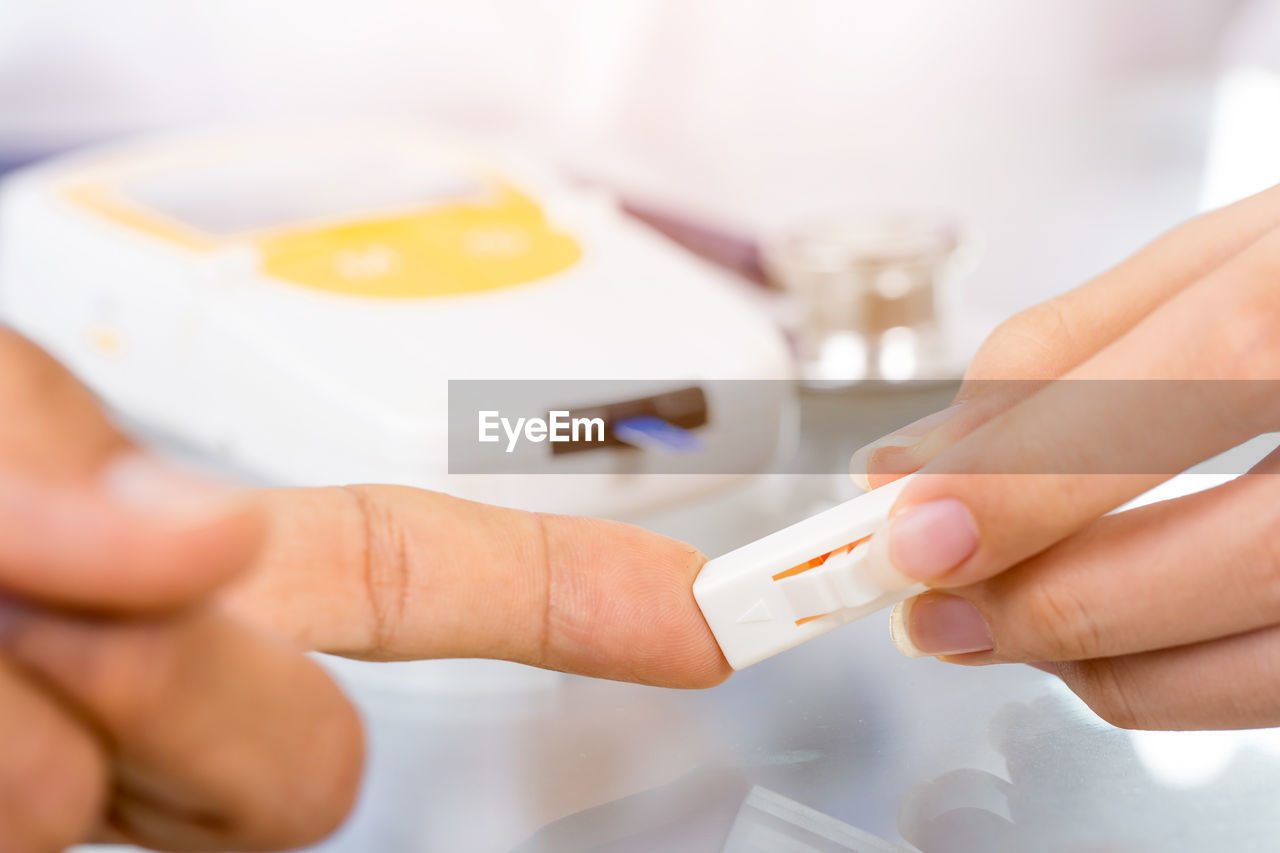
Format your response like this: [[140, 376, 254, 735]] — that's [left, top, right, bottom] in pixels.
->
[[1018, 578, 1107, 662], [1061, 658, 1152, 730], [531, 510, 554, 666], [967, 299, 1078, 380], [342, 486, 411, 657], [1205, 251, 1280, 382]]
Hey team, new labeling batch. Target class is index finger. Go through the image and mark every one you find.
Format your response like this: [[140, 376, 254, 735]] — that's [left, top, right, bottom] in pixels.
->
[[857, 182, 1280, 489], [863, 226, 1280, 590], [225, 484, 731, 689]]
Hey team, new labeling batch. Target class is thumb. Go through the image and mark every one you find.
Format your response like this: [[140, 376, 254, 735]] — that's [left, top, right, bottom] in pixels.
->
[[0, 331, 262, 611]]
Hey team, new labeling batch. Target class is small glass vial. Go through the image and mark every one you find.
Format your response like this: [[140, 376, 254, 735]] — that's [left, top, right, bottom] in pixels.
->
[[764, 212, 967, 385]]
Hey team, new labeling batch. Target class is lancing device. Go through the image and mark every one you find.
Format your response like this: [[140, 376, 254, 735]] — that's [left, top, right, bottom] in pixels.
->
[[693, 475, 923, 669]]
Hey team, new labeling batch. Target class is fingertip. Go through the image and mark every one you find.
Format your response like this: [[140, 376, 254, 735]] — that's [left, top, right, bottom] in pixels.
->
[[539, 515, 733, 688], [848, 445, 876, 492], [850, 404, 967, 490], [667, 652, 734, 689], [647, 547, 735, 688], [248, 647, 367, 848], [865, 451, 921, 490]]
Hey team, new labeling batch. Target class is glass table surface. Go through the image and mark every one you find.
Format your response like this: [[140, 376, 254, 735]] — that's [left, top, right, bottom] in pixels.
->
[[80, 386, 1280, 853]]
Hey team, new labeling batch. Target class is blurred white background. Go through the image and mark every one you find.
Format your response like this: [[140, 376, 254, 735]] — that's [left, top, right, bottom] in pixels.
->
[[3, 0, 1277, 330]]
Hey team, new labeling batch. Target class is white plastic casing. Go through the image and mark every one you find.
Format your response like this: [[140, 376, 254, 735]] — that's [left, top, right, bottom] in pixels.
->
[[0, 126, 793, 517], [693, 476, 925, 669]]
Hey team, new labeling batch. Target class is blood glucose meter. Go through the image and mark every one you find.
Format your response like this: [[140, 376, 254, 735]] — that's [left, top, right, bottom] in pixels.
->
[[0, 125, 793, 516]]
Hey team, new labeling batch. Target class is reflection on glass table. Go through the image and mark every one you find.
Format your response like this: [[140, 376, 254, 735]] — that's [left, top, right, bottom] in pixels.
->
[[299, 604, 1280, 853]]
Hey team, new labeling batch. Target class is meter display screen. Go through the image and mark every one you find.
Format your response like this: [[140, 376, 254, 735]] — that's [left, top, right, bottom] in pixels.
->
[[120, 153, 487, 236]]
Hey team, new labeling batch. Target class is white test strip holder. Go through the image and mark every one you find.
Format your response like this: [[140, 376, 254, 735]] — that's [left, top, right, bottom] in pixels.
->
[[693, 476, 924, 669]]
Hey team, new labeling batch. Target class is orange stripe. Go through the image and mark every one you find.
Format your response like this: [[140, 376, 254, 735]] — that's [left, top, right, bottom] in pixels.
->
[[770, 534, 872, 581]]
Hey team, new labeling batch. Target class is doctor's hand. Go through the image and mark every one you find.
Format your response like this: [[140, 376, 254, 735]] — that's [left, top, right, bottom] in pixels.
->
[[850, 183, 1280, 730], [0, 331, 363, 852]]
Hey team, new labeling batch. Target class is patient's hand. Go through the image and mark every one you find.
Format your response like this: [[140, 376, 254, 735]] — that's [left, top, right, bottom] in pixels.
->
[[0, 325, 729, 850], [0, 331, 362, 852]]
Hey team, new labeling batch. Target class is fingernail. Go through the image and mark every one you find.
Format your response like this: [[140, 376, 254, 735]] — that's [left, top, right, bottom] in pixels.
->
[[875, 498, 978, 582], [848, 435, 918, 492], [100, 453, 244, 520], [890, 594, 993, 658], [849, 404, 963, 491]]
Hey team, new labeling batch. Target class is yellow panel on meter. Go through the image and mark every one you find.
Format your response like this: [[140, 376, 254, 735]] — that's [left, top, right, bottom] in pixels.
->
[[256, 188, 581, 298]]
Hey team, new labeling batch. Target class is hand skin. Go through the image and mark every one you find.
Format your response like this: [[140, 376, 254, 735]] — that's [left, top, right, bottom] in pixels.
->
[[0, 329, 729, 850], [850, 182, 1280, 731], [0, 331, 364, 852], [228, 487, 730, 688]]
